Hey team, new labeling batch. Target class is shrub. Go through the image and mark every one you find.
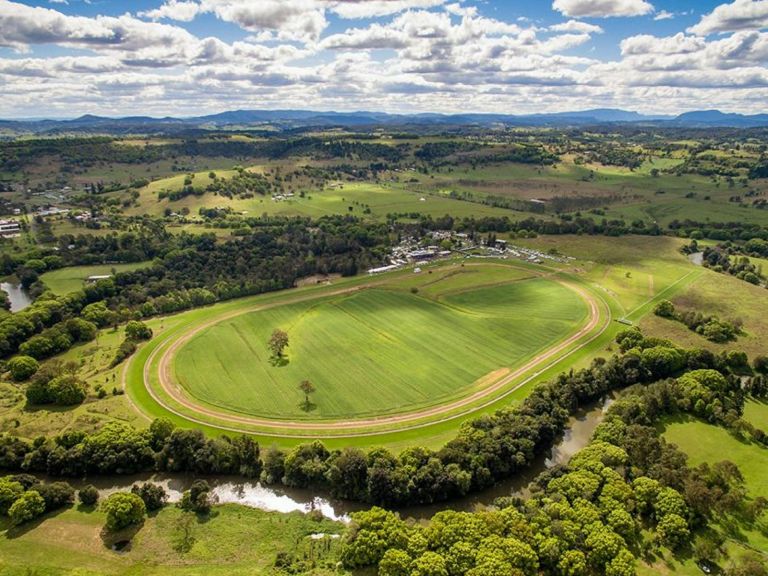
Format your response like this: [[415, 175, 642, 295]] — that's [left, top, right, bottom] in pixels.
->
[[0, 478, 24, 515], [654, 300, 676, 318], [25, 378, 54, 405], [102, 492, 146, 531], [110, 339, 137, 368], [179, 480, 211, 514], [78, 485, 99, 506], [125, 321, 153, 341], [34, 481, 75, 511], [754, 355, 768, 374], [7, 356, 39, 381], [48, 375, 87, 406], [131, 482, 167, 512], [8, 490, 46, 526]]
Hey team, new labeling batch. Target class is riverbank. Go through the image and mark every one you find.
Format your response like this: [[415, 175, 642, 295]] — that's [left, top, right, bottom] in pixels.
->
[[13, 396, 613, 524]]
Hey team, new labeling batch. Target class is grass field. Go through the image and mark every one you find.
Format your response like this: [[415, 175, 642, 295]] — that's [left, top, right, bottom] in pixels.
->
[[40, 262, 152, 295], [117, 237, 712, 448], [512, 234, 701, 321], [745, 400, 768, 429], [663, 417, 768, 556], [641, 264, 768, 360], [128, 172, 530, 221], [0, 504, 346, 576], [173, 270, 587, 420]]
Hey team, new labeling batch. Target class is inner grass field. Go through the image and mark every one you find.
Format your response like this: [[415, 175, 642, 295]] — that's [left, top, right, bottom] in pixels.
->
[[172, 269, 588, 420]]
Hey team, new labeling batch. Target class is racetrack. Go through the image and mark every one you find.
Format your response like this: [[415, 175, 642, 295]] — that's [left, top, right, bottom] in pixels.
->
[[128, 263, 611, 438]]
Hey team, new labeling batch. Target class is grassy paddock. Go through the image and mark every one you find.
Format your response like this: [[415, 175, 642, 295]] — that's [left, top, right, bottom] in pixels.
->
[[41, 262, 152, 295], [0, 504, 345, 576], [663, 417, 768, 554]]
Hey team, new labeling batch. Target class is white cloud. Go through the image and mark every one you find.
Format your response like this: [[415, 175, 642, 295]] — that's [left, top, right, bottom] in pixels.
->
[[552, 0, 654, 18], [653, 10, 674, 20], [0, 1, 200, 57], [141, 0, 329, 43], [1, 0, 768, 117], [328, 0, 448, 19], [140, 0, 201, 22], [688, 0, 768, 36], [549, 20, 604, 33], [204, 0, 328, 43]]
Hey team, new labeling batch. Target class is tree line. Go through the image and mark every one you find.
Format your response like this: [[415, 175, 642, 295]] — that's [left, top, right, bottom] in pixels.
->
[[0, 216, 391, 361]]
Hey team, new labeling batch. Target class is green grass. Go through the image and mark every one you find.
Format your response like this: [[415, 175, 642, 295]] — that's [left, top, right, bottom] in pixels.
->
[[641, 264, 768, 360], [121, 258, 615, 448], [40, 263, 152, 295], [174, 272, 587, 420], [745, 400, 768, 429], [0, 504, 346, 576], [5, 237, 709, 451], [3, 236, 708, 452], [663, 418, 768, 555], [129, 175, 530, 222], [512, 234, 700, 319], [664, 419, 768, 501]]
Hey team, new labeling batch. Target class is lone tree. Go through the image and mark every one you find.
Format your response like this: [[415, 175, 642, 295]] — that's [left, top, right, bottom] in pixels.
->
[[268, 329, 289, 359], [299, 379, 316, 409]]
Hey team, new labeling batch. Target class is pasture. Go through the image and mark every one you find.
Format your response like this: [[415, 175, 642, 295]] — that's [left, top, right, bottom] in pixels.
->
[[0, 504, 344, 576], [128, 170, 527, 221], [663, 417, 768, 555], [40, 262, 151, 295]]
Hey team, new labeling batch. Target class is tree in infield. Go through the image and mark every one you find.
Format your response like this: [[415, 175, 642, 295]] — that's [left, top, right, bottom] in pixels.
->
[[268, 329, 289, 358], [299, 379, 316, 409]]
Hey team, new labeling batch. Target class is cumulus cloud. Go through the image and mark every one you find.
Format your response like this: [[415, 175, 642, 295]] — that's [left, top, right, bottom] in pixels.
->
[[141, 0, 328, 42], [328, 0, 448, 19], [205, 0, 327, 42], [140, 0, 201, 22], [0, 1, 199, 56], [552, 0, 654, 18], [549, 20, 604, 33], [688, 0, 768, 36], [1, 0, 768, 117]]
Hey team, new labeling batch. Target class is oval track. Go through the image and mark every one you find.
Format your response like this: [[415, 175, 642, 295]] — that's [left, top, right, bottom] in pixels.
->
[[127, 268, 610, 438]]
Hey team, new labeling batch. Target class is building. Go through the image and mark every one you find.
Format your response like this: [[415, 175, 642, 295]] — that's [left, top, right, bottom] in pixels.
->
[[0, 219, 21, 238], [368, 264, 399, 275], [86, 275, 112, 284]]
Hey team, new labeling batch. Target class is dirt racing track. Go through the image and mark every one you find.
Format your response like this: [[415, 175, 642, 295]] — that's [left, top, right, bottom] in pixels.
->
[[125, 265, 612, 440]]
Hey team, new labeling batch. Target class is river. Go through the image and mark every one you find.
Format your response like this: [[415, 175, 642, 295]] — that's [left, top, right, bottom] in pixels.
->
[[54, 396, 613, 523], [0, 281, 32, 312]]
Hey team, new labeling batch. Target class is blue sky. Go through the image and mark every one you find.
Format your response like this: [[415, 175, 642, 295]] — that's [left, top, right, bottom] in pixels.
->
[[0, 0, 767, 118]]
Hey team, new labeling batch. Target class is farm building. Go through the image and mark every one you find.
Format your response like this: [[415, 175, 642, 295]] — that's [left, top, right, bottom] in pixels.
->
[[0, 219, 21, 238]]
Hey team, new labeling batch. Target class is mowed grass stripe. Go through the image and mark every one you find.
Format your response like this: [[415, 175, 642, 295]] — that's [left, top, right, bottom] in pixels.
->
[[173, 278, 588, 420]]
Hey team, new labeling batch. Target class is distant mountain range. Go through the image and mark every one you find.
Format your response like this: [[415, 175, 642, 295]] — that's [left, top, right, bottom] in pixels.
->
[[2, 108, 768, 135]]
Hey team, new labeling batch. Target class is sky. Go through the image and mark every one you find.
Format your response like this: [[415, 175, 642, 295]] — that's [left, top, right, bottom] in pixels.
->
[[0, 0, 767, 118]]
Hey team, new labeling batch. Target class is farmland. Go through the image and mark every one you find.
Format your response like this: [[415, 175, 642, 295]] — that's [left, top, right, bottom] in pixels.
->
[[3, 126, 768, 575], [0, 505, 345, 576]]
